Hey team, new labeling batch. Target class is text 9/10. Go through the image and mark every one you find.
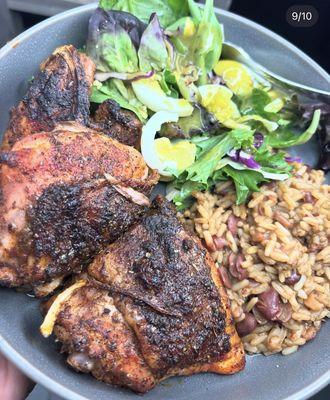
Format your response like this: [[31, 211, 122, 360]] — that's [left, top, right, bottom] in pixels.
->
[[286, 5, 319, 27]]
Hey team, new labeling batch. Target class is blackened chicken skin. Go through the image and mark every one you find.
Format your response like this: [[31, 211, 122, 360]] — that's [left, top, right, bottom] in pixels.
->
[[91, 99, 142, 149], [48, 197, 245, 393], [2, 44, 143, 150], [2, 46, 95, 150], [0, 123, 158, 291]]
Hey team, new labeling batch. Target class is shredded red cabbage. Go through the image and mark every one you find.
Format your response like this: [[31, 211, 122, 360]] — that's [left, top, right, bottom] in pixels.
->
[[285, 156, 302, 163], [254, 132, 264, 149], [228, 149, 261, 169]]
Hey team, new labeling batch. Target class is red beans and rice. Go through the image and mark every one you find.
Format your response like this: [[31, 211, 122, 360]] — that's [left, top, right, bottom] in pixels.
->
[[182, 164, 330, 355]]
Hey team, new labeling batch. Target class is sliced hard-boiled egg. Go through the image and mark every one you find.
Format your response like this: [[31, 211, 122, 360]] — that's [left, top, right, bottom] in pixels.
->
[[132, 77, 193, 117], [214, 60, 254, 97], [155, 138, 196, 172], [198, 84, 240, 127], [141, 111, 196, 178]]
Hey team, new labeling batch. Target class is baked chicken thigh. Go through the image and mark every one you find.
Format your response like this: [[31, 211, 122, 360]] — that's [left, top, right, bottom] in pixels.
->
[[42, 197, 245, 392], [0, 123, 157, 292], [2, 45, 142, 150]]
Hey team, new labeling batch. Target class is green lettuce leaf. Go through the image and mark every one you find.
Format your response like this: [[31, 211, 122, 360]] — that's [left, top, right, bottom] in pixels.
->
[[91, 79, 148, 121], [266, 109, 321, 148], [170, 126, 295, 208], [169, 129, 254, 208], [86, 8, 143, 73], [159, 70, 179, 97], [251, 88, 272, 117], [192, 128, 254, 155], [138, 13, 168, 72], [100, 0, 190, 27], [166, 0, 222, 91], [100, 31, 139, 73], [185, 129, 255, 183], [189, 0, 223, 84], [254, 145, 292, 173], [214, 166, 269, 204], [172, 180, 206, 209], [240, 88, 301, 132]]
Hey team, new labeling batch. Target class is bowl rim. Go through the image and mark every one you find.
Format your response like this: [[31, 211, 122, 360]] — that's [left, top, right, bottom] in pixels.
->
[[0, 3, 329, 400]]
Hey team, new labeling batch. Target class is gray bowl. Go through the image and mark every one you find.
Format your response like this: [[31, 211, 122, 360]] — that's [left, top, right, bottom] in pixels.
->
[[0, 4, 329, 400]]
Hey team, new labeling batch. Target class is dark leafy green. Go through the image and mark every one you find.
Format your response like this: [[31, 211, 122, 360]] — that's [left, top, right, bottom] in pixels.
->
[[185, 129, 255, 183], [170, 126, 296, 208], [159, 70, 179, 97], [170, 129, 257, 207], [241, 88, 300, 130], [251, 88, 272, 116]]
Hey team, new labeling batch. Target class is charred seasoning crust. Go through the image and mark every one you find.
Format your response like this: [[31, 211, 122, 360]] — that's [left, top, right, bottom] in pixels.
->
[[89, 196, 231, 376], [134, 198, 230, 373], [2, 46, 92, 150], [23, 45, 90, 127], [24, 181, 147, 282], [92, 99, 142, 148]]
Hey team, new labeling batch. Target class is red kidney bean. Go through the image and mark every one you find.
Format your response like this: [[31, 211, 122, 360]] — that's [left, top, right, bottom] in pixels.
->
[[256, 288, 281, 321], [228, 252, 236, 268], [236, 313, 258, 337], [304, 192, 314, 204], [228, 253, 248, 281], [274, 211, 292, 228], [266, 181, 277, 190], [252, 306, 268, 325], [227, 214, 238, 235], [256, 289, 292, 323], [285, 270, 301, 286], [213, 236, 227, 250], [218, 266, 232, 289], [275, 303, 292, 323]]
